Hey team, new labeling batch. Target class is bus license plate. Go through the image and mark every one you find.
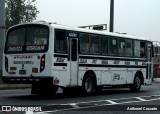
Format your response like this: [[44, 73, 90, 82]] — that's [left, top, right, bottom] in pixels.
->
[[19, 70, 26, 75]]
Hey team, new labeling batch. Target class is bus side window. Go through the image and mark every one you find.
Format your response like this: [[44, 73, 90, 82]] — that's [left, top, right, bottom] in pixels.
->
[[101, 36, 108, 55], [140, 42, 145, 57], [134, 40, 140, 57], [134, 40, 145, 58], [55, 30, 67, 53], [109, 37, 117, 55], [125, 39, 132, 56], [118, 38, 125, 56], [90, 34, 100, 54], [79, 33, 89, 54]]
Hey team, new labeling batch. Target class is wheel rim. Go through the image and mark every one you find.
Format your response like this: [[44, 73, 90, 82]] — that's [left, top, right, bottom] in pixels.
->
[[135, 76, 141, 89], [85, 77, 93, 93]]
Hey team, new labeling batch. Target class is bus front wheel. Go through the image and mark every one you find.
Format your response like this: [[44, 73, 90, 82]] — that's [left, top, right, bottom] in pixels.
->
[[130, 74, 142, 92], [82, 73, 95, 95]]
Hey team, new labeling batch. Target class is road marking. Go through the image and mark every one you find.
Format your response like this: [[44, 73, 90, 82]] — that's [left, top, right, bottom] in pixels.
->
[[34, 98, 160, 114], [134, 97, 148, 101], [105, 100, 118, 104], [22, 94, 159, 113], [70, 103, 80, 108]]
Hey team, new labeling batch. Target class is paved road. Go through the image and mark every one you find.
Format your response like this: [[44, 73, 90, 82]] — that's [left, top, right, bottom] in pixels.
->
[[0, 83, 160, 114]]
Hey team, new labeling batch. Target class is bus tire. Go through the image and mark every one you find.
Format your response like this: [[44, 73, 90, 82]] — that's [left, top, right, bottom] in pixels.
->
[[82, 73, 95, 95], [130, 74, 142, 92]]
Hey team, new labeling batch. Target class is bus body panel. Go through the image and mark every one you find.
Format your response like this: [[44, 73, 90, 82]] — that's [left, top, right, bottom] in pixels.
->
[[2, 22, 153, 93]]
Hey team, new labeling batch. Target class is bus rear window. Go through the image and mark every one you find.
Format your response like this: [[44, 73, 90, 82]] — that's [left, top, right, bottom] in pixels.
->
[[7, 28, 26, 46], [26, 27, 48, 46], [5, 25, 49, 54]]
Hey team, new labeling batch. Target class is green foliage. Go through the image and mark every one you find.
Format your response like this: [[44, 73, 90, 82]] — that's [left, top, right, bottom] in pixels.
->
[[5, 0, 39, 28]]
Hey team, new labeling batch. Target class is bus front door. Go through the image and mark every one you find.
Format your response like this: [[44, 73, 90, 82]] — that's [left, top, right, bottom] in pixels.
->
[[68, 38, 78, 86]]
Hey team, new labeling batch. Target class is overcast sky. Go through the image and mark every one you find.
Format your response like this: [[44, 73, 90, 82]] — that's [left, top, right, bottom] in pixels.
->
[[36, 0, 160, 41]]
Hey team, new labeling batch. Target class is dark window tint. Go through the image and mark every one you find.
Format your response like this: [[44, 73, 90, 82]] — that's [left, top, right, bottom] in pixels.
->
[[118, 38, 125, 56], [55, 30, 66, 53], [5, 25, 49, 54], [90, 34, 100, 54], [7, 28, 26, 46], [79, 33, 89, 54], [140, 41, 145, 57], [101, 36, 108, 54], [26, 27, 48, 45], [125, 39, 132, 56], [109, 37, 117, 55], [134, 40, 145, 58]]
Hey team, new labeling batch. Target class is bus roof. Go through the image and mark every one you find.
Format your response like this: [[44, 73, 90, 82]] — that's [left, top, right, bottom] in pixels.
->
[[8, 21, 151, 42]]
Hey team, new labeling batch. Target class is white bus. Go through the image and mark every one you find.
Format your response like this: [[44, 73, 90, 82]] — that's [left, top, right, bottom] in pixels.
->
[[2, 21, 153, 95]]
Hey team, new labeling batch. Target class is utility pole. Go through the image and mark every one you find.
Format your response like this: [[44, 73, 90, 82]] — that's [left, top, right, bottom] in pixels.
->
[[109, 0, 114, 32], [0, 0, 5, 80]]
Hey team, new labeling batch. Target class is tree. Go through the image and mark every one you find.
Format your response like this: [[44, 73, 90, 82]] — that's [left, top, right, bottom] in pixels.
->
[[5, 0, 39, 28]]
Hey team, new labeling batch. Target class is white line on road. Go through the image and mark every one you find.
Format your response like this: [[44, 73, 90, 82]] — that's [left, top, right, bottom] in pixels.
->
[[70, 103, 80, 108], [134, 97, 148, 101], [105, 100, 118, 104], [34, 98, 160, 114]]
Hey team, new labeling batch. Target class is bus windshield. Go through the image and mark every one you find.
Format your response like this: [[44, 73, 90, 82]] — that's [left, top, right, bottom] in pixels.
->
[[5, 24, 49, 54]]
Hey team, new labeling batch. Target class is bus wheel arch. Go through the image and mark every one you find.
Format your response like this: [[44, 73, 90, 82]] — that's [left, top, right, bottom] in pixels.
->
[[82, 70, 97, 95], [130, 71, 144, 92]]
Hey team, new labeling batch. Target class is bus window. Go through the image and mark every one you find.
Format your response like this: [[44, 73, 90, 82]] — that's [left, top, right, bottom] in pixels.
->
[[109, 37, 117, 55], [26, 27, 48, 45], [7, 28, 26, 46], [101, 36, 108, 55], [79, 33, 89, 54], [134, 40, 145, 58], [140, 41, 145, 57], [55, 30, 66, 53], [134, 40, 141, 57], [90, 34, 100, 54], [125, 39, 132, 56], [118, 38, 125, 56]]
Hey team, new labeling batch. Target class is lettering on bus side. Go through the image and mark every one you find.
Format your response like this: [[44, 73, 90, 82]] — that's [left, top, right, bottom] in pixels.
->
[[68, 33, 77, 38], [114, 60, 120, 65], [135, 62, 138, 65], [56, 58, 65, 62], [79, 59, 87, 63], [92, 60, 97, 64], [26, 46, 45, 51], [8, 47, 22, 52], [125, 61, 130, 65], [142, 62, 146, 65], [113, 73, 120, 81], [102, 60, 108, 64], [13, 61, 34, 64]]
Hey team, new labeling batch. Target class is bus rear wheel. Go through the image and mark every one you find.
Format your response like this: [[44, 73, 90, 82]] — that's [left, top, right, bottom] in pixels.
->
[[130, 74, 141, 92], [82, 73, 95, 95]]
